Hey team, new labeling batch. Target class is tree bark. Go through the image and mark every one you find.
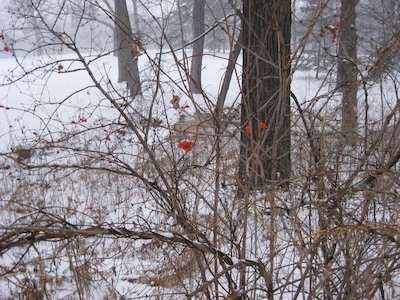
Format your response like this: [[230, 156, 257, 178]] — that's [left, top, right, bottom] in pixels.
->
[[114, 0, 142, 98], [240, 0, 292, 189], [189, 0, 206, 94], [337, 0, 359, 145]]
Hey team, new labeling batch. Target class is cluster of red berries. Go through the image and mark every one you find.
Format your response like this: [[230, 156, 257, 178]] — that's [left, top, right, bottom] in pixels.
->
[[244, 120, 267, 136]]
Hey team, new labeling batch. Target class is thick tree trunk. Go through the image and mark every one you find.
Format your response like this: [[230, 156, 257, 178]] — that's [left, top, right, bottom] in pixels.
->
[[337, 0, 358, 145], [114, 0, 142, 98], [240, 0, 292, 189], [189, 0, 206, 94]]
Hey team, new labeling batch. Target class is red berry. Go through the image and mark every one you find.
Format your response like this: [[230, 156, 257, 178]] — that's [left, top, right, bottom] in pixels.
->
[[177, 140, 194, 152], [258, 121, 267, 129]]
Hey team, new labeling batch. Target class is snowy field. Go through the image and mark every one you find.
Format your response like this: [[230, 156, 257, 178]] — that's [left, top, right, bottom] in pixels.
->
[[0, 49, 336, 150], [1, 49, 395, 152]]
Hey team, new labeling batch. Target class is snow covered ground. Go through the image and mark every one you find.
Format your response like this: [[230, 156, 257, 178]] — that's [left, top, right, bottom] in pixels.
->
[[1, 47, 396, 153], [0, 49, 337, 151], [1, 48, 399, 299]]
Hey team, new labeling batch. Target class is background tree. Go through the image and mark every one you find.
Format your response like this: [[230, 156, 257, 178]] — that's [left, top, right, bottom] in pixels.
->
[[337, 0, 359, 145], [115, 0, 142, 98], [189, 0, 206, 94]]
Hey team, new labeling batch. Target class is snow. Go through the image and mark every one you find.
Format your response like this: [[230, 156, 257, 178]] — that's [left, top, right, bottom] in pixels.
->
[[0, 50, 322, 152]]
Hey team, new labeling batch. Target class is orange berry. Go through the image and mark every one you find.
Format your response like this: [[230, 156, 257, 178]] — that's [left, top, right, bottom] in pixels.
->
[[244, 125, 252, 135]]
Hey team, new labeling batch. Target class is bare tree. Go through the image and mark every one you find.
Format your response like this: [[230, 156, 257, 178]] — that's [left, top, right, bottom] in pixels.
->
[[114, 0, 142, 98], [189, 0, 206, 94], [337, 0, 359, 145]]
